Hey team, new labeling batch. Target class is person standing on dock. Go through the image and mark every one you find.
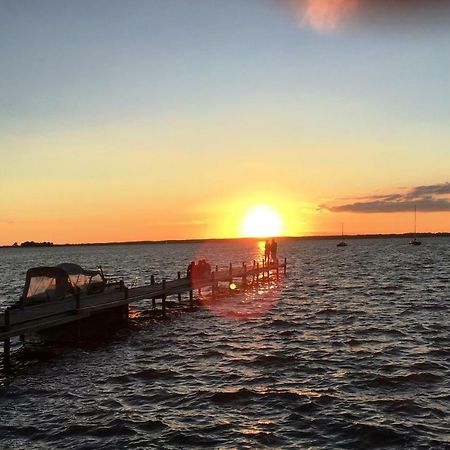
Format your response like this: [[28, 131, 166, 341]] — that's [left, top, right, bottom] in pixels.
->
[[187, 261, 195, 279], [264, 240, 271, 263], [270, 238, 278, 263]]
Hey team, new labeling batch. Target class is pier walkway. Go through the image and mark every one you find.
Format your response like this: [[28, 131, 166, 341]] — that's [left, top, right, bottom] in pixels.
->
[[1, 258, 287, 370]]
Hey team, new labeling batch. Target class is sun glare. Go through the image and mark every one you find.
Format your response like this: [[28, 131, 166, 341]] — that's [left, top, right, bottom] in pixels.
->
[[241, 206, 283, 238]]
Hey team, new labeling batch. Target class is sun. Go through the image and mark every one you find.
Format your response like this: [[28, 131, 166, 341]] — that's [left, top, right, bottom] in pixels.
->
[[241, 206, 283, 238]]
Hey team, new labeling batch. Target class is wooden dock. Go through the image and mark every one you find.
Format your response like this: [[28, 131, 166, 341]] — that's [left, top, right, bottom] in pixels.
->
[[1, 258, 287, 371]]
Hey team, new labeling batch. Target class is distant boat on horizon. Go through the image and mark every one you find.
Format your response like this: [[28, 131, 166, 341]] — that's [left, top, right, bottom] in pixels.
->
[[409, 205, 422, 246], [337, 223, 348, 247]]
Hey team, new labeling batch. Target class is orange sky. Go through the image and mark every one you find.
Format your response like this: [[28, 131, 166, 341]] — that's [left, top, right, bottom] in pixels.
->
[[1, 2, 449, 245]]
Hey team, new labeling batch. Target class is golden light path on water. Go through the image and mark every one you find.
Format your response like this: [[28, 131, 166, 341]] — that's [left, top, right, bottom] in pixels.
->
[[193, 239, 284, 321]]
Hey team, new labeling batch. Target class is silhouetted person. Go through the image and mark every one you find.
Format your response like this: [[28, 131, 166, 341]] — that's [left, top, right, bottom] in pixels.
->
[[264, 240, 271, 263], [204, 260, 211, 277], [270, 238, 278, 263], [187, 261, 195, 279], [197, 259, 210, 278]]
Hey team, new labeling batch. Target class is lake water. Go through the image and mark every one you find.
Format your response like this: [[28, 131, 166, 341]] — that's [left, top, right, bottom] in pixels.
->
[[0, 238, 449, 449]]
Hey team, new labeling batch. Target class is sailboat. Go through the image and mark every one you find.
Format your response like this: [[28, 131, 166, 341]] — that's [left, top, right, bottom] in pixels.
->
[[409, 205, 421, 246], [337, 223, 348, 247]]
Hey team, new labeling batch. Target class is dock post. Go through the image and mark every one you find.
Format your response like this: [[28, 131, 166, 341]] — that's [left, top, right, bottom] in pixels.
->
[[3, 308, 11, 372], [189, 289, 194, 310], [276, 258, 280, 279], [284, 257, 287, 275], [162, 279, 167, 317], [256, 262, 260, 286], [3, 339, 10, 372], [242, 262, 247, 287], [151, 275, 156, 311], [122, 304, 129, 319], [177, 272, 182, 301], [211, 271, 216, 300], [252, 260, 256, 284], [122, 285, 129, 319]]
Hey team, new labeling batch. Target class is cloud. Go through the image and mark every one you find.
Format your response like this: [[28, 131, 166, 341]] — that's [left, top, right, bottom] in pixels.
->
[[324, 182, 450, 213], [157, 220, 206, 226], [277, 0, 450, 31]]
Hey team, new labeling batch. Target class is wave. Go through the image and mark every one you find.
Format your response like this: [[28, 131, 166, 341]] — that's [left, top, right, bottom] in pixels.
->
[[249, 353, 296, 366], [342, 422, 411, 448], [108, 367, 179, 383], [362, 371, 442, 388]]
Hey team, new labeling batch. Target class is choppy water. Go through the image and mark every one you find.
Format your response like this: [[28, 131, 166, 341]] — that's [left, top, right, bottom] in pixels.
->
[[0, 238, 449, 449]]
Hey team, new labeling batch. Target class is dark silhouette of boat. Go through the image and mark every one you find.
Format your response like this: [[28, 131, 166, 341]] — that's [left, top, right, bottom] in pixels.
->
[[337, 224, 348, 247], [409, 206, 422, 246]]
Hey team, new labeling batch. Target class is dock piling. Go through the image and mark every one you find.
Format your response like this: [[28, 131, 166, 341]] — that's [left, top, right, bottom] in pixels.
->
[[252, 260, 256, 283], [162, 279, 167, 317], [177, 272, 182, 301], [189, 289, 194, 309], [211, 271, 216, 300], [3, 308, 11, 372]]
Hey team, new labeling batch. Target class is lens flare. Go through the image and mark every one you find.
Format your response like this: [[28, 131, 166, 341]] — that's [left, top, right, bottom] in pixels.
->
[[307, 0, 358, 30], [188, 240, 284, 321], [287, 0, 359, 31]]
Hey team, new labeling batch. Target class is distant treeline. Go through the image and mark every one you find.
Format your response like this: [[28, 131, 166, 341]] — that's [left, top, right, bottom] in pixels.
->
[[1, 233, 450, 249], [12, 241, 54, 248]]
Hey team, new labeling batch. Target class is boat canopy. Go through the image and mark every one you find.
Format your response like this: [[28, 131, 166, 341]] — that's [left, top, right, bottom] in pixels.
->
[[56, 263, 104, 290], [22, 264, 105, 303]]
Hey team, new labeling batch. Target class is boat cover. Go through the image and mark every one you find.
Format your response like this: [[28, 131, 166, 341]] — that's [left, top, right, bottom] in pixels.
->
[[22, 264, 105, 302]]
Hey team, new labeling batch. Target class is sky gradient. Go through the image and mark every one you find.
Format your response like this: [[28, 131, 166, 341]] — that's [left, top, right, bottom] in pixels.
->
[[1, 0, 449, 244]]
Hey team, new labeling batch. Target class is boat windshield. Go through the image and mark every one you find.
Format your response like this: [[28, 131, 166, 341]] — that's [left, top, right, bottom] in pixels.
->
[[67, 273, 104, 294]]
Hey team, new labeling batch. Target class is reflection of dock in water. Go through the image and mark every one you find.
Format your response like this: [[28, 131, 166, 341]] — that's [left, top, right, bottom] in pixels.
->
[[0, 258, 287, 372]]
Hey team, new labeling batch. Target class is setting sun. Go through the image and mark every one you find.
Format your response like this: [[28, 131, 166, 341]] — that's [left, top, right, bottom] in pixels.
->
[[241, 206, 283, 238]]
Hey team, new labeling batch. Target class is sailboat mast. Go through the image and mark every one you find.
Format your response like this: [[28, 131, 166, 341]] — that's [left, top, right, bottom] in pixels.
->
[[414, 205, 417, 236]]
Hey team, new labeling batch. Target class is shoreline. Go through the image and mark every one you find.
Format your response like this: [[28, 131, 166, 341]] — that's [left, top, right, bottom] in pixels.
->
[[1, 232, 449, 249]]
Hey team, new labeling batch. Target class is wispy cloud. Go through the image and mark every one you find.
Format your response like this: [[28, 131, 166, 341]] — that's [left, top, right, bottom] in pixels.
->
[[157, 220, 206, 226], [323, 182, 450, 213], [277, 0, 450, 32]]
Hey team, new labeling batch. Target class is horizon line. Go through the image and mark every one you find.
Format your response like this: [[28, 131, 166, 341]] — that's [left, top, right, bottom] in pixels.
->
[[2, 232, 450, 248]]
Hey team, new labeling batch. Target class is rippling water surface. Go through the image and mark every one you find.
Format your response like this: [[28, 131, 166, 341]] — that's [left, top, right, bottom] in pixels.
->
[[0, 238, 449, 449]]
